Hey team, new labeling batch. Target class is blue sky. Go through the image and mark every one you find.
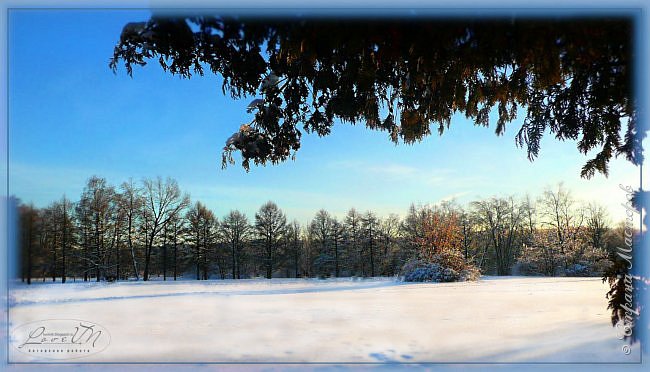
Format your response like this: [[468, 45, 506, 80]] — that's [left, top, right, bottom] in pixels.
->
[[7, 9, 643, 224]]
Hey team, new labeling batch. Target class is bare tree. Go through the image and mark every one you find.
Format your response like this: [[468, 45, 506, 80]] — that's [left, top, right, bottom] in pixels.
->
[[141, 177, 190, 281], [119, 179, 143, 280], [472, 197, 524, 275], [77, 176, 117, 281], [522, 194, 538, 240], [539, 184, 586, 269], [586, 202, 609, 249]]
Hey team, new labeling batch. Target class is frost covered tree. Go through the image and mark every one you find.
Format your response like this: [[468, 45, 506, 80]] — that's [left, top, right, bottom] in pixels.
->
[[416, 207, 464, 271], [521, 194, 538, 242], [401, 204, 480, 282], [518, 230, 562, 276], [586, 203, 609, 250], [539, 184, 586, 270], [401, 204, 429, 260]]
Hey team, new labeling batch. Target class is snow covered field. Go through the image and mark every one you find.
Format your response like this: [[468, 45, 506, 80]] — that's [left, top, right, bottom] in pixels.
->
[[7, 276, 640, 363]]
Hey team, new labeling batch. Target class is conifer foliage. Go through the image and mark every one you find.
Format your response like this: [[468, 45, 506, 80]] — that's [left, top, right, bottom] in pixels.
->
[[110, 16, 640, 177]]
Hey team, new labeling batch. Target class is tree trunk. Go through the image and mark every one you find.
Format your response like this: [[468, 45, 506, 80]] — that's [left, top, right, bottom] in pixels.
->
[[127, 214, 139, 280], [116, 235, 121, 280], [173, 226, 178, 281], [266, 237, 272, 279], [231, 241, 236, 279], [27, 216, 33, 285], [162, 225, 167, 281], [143, 225, 157, 281], [51, 232, 57, 282], [369, 227, 375, 277], [196, 230, 201, 280], [294, 243, 299, 278], [334, 239, 339, 278], [83, 232, 88, 282], [62, 202, 67, 283], [203, 250, 208, 280], [95, 214, 101, 282], [202, 226, 208, 280], [236, 244, 242, 279]]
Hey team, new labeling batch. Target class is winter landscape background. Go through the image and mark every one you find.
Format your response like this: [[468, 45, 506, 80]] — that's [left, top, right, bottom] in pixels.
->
[[5, 8, 646, 367]]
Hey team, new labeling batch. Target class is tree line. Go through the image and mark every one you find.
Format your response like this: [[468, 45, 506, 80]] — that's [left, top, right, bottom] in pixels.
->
[[13, 176, 626, 284]]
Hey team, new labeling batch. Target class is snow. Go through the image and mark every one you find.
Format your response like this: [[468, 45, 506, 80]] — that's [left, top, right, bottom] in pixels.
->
[[7, 276, 641, 363]]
